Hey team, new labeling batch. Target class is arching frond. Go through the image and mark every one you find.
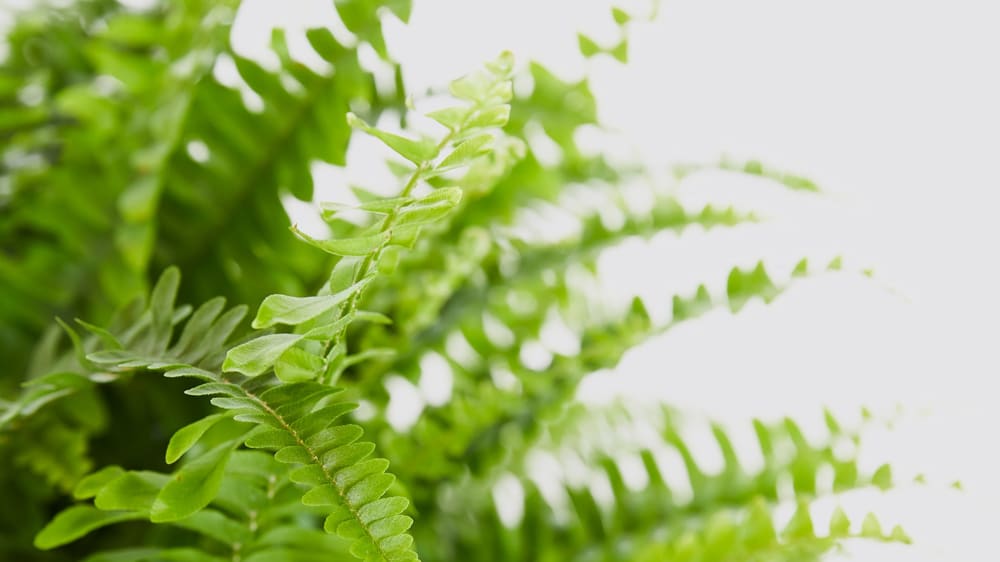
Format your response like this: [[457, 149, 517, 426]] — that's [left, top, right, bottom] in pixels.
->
[[415, 404, 907, 562]]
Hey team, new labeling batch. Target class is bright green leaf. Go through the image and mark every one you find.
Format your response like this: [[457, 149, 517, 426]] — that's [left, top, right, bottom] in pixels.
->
[[347, 113, 437, 165], [151, 442, 234, 522], [345, 473, 395, 506], [73, 466, 126, 500], [166, 413, 232, 464], [861, 513, 884, 538], [94, 471, 167, 511], [426, 106, 470, 131], [253, 295, 339, 329], [435, 135, 493, 173], [611, 39, 629, 63], [274, 347, 325, 382], [320, 196, 414, 221], [223, 334, 304, 377], [448, 71, 492, 103], [467, 105, 510, 129], [35, 507, 144, 550], [292, 226, 391, 257], [484, 50, 515, 76], [578, 33, 600, 57], [829, 507, 851, 536], [612, 6, 631, 25], [304, 27, 343, 63]]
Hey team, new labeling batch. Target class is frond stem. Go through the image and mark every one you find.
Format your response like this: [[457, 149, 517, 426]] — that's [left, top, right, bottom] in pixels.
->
[[320, 123, 464, 383]]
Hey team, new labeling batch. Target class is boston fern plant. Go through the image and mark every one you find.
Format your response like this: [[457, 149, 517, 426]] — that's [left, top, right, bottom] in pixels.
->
[[0, 1, 919, 561]]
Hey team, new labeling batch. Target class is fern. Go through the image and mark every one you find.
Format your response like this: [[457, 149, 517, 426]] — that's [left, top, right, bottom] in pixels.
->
[[32, 52, 518, 562], [0, 2, 941, 561]]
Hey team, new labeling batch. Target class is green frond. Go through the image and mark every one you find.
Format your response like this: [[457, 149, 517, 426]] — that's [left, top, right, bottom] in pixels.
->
[[628, 499, 907, 562], [351, 63, 770, 389], [365, 186, 752, 360], [0, 266, 248, 561], [0, 265, 245, 452], [373, 258, 836, 499], [22, 273, 412, 559], [40, 321, 419, 560], [415, 405, 904, 561], [39, 448, 356, 561], [674, 157, 822, 193]]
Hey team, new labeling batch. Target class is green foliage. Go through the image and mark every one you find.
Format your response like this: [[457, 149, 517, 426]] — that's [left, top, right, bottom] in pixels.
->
[[414, 403, 906, 561], [0, 0, 406, 385], [0, 1, 925, 561]]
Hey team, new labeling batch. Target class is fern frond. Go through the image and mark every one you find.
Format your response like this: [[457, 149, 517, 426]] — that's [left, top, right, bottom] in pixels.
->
[[417, 405, 904, 561], [371, 190, 752, 373], [0, 267, 246, 432], [40, 339, 420, 561], [0, 266, 243, 500], [28, 222, 415, 559], [375, 254, 836, 497], [358, 62, 623, 341], [33, 289, 417, 561], [203, 380, 416, 561], [39, 448, 356, 561], [629, 499, 909, 562], [349, 64, 822, 405], [674, 156, 822, 193]]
